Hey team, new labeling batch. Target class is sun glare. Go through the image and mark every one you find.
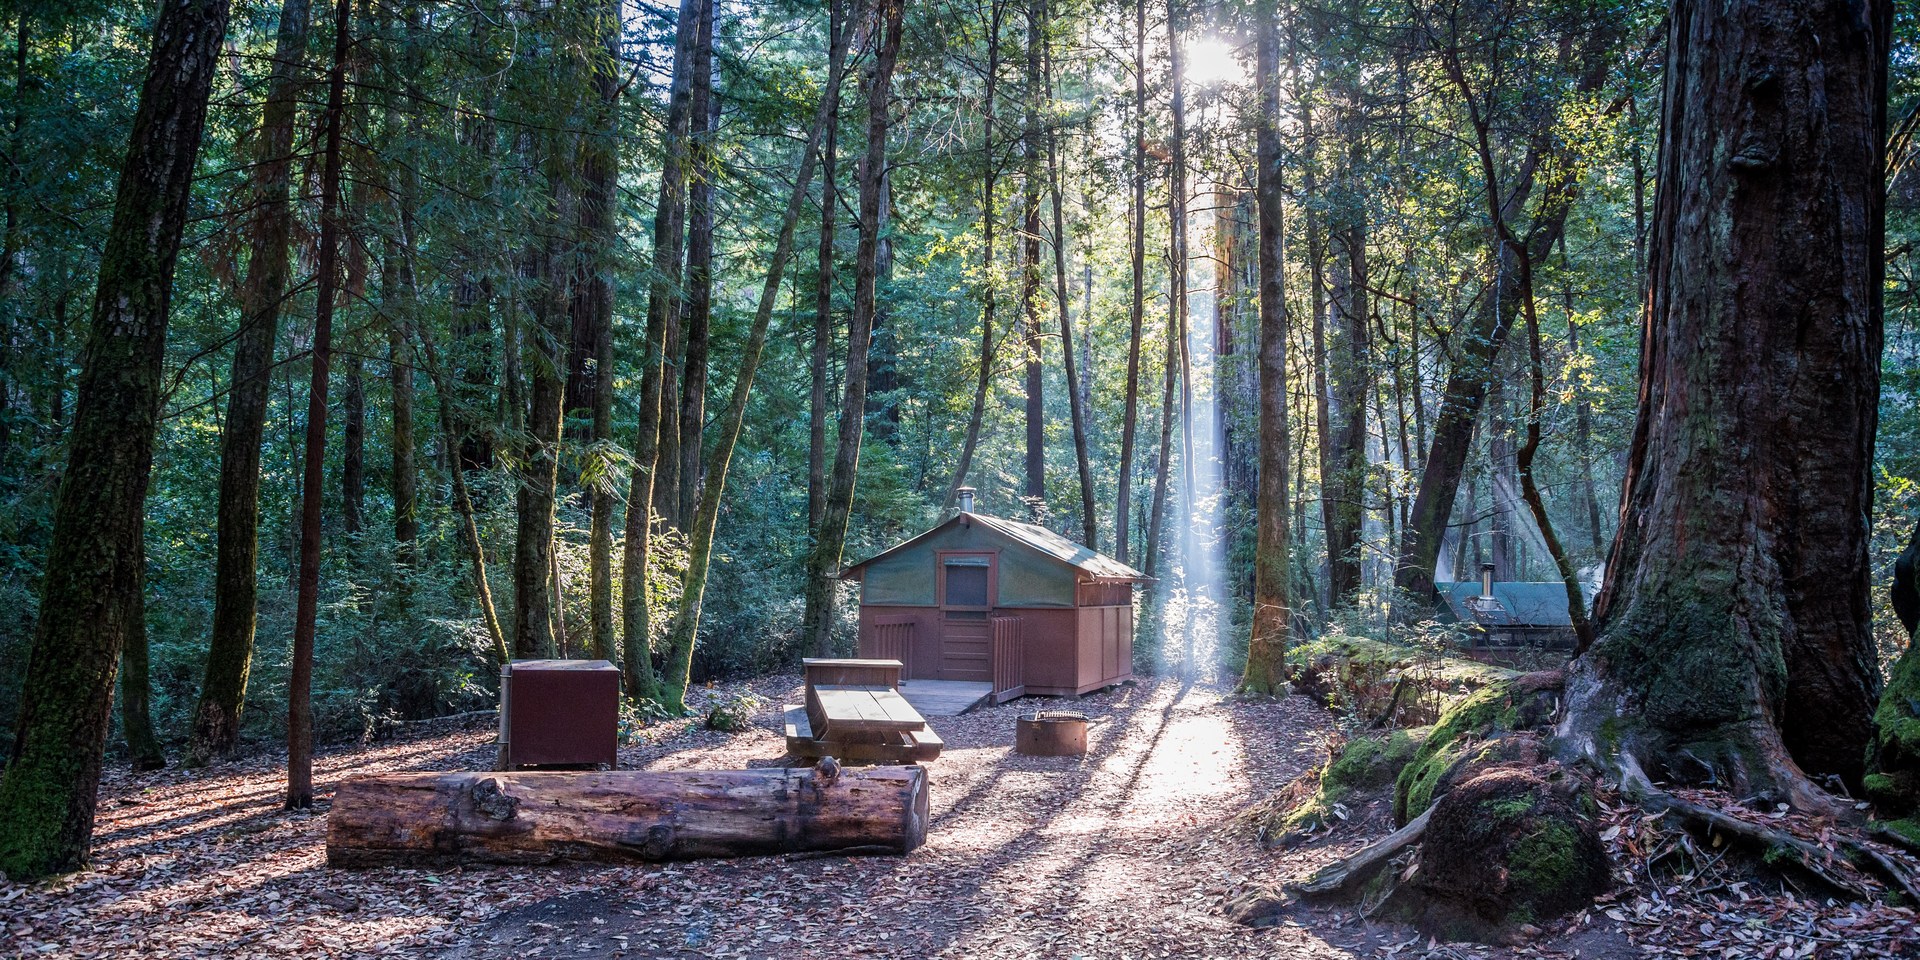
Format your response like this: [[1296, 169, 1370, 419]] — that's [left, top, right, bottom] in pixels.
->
[[1182, 36, 1249, 88]]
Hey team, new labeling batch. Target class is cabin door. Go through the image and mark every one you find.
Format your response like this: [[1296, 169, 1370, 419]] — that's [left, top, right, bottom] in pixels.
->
[[936, 553, 996, 683]]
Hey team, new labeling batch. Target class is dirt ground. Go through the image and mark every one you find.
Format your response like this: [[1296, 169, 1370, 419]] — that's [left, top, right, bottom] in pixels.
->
[[1, 677, 1660, 959]]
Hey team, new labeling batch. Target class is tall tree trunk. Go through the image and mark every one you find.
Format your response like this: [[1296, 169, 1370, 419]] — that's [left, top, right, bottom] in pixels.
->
[[1323, 98, 1370, 605], [801, 0, 902, 660], [583, 0, 622, 666], [1113, 0, 1145, 563], [1044, 29, 1095, 548], [190, 0, 311, 767], [1243, 2, 1291, 695], [514, 205, 572, 659], [677, 0, 716, 531], [287, 0, 353, 811], [807, 6, 840, 533], [621, 0, 703, 702], [1144, 0, 1188, 582], [1563, 0, 1889, 803], [1019, 0, 1044, 519], [663, 0, 863, 709], [944, 0, 1006, 511]]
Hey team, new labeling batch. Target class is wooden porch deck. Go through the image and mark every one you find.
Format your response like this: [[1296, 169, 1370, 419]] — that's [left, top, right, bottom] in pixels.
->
[[896, 679, 994, 717]]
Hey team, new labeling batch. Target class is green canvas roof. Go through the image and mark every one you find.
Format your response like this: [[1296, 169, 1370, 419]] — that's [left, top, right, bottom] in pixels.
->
[[839, 511, 1149, 582], [1436, 581, 1575, 627]]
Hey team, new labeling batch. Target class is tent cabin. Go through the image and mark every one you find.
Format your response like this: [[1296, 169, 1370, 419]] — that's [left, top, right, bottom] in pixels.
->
[[837, 491, 1148, 704], [1436, 564, 1578, 651]]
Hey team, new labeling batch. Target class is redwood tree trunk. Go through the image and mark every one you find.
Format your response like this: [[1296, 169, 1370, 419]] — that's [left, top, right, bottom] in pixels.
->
[[191, 0, 311, 766], [1563, 0, 1889, 800], [0, 0, 231, 880], [1243, 1, 1291, 695], [1019, 0, 1044, 518], [677, 0, 716, 530]]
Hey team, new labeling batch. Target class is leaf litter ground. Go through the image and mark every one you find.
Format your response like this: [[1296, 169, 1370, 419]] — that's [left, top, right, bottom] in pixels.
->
[[4, 677, 1913, 958]]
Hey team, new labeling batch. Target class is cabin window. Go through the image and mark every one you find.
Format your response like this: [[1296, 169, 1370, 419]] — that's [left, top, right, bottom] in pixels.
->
[[943, 560, 991, 608]]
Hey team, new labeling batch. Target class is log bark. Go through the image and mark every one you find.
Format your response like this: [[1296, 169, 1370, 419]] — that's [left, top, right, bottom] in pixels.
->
[[326, 766, 929, 868]]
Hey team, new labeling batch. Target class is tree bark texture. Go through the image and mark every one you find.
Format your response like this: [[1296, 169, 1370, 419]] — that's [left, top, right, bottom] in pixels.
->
[[583, 0, 621, 666], [1563, 0, 1889, 798], [943, 0, 1005, 513], [1045, 35, 1096, 548], [192, 0, 311, 766], [677, 0, 716, 531], [1244, 3, 1290, 696], [326, 766, 929, 867], [0, 0, 231, 880], [1019, 0, 1044, 517], [801, 0, 903, 660]]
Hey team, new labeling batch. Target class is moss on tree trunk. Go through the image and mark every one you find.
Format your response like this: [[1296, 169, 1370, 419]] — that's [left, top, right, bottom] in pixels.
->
[[0, 0, 231, 881]]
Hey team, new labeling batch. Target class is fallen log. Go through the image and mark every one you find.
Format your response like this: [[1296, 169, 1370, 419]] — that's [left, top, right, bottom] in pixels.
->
[[326, 765, 929, 868]]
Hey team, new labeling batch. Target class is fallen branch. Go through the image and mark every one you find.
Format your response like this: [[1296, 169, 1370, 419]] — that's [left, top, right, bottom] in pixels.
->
[[1286, 806, 1433, 898]]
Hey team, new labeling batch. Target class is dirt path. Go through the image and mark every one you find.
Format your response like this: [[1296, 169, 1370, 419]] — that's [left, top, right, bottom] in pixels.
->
[[1, 677, 1619, 959]]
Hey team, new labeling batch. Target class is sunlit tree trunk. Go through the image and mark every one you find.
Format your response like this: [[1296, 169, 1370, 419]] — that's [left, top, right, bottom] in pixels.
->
[[191, 0, 311, 767], [1564, 0, 1889, 803], [807, 2, 841, 533], [1243, 2, 1291, 695]]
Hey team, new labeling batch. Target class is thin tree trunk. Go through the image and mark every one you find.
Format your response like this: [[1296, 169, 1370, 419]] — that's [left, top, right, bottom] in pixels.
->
[[1019, 0, 1044, 519], [621, 0, 704, 702], [1243, 2, 1291, 695], [663, 0, 863, 709], [1113, 0, 1145, 564], [801, 0, 902, 661], [677, 0, 716, 531], [1514, 282, 1592, 648], [1565, 0, 1889, 803], [944, 0, 1006, 511], [287, 0, 352, 811], [584, 0, 621, 666], [1043, 26, 1095, 547], [1145, 0, 1188, 582], [190, 0, 310, 766], [414, 323, 509, 666], [807, 5, 840, 533]]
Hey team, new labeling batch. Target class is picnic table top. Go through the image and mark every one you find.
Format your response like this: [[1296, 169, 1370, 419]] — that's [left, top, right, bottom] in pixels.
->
[[812, 684, 926, 735]]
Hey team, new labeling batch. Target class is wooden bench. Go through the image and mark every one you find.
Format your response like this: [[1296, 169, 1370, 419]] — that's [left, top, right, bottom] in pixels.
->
[[785, 659, 943, 764]]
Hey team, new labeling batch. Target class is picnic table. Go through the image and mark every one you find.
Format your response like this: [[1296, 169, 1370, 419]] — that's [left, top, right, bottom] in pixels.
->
[[784, 659, 944, 764]]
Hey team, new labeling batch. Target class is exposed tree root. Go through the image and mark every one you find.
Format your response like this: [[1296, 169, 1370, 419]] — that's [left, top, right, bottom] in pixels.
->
[[1643, 790, 1873, 900]]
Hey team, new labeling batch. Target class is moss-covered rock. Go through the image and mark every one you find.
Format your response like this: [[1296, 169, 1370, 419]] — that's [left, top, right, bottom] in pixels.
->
[[1277, 727, 1430, 839], [1393, 672, 1564, 824], [1290, 635, 1516, 726], [1404, 764, 1608, 940]]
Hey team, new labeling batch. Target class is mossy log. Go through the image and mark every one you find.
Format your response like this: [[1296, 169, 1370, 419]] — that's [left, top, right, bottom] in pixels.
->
[[326, 766, 929, 868]]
